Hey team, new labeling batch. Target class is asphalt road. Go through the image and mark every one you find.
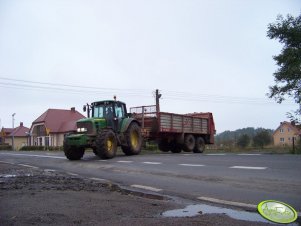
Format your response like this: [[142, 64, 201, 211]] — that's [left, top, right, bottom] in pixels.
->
[[1, 150, 301, 213]]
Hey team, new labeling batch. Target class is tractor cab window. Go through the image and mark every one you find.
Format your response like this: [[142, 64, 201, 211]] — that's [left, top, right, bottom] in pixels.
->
[[115, 103, 125, 118], [93, 106, 104, 118]]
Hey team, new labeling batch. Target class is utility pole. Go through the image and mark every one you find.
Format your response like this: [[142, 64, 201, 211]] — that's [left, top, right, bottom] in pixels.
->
[[155, 89, 162, 114], [12, 113, 16, 151]]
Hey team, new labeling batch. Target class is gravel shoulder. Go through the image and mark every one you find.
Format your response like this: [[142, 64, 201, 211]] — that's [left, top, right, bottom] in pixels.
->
[[0, 162, 272, 226]]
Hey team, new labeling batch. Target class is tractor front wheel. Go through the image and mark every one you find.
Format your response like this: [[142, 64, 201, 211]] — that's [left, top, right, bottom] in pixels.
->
[[63, 141, 85, 160], [96, 130, 117, 159]]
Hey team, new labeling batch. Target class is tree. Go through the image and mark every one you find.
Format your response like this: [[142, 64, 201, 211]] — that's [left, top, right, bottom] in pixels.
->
[[237, 134, 250, 148], [267, 14, 301, 121], [253, 130, 272, 148]]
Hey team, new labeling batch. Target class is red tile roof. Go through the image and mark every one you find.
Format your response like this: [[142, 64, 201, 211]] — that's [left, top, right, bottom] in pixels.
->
[[273, 121, 301, 135], [10, 123, 30, 137], [32, 108, 85, 133]]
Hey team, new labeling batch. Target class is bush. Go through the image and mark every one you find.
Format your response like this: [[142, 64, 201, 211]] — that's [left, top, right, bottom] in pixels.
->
[[0, 145, 12, 150], [19, 146, 63, 151]]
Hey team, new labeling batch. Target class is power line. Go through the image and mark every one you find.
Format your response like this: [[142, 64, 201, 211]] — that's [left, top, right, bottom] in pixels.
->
[[0, 77, 296, 106]]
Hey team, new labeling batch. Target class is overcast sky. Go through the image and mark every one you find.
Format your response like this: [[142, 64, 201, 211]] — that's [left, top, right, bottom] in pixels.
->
[[0, 0, 300, 133]]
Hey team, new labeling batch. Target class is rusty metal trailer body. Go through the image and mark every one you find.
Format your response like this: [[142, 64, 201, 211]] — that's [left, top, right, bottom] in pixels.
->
[[130, 105, 215, 153]]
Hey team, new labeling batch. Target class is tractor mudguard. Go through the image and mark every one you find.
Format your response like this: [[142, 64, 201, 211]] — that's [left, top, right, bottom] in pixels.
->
[[120, 118, 141, 133]]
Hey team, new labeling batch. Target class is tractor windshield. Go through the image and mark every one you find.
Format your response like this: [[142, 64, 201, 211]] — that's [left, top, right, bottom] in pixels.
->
[[92, 103, 114, 118]]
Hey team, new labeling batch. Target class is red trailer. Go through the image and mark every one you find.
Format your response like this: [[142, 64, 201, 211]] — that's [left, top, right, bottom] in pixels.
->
[[130, 101, 215, 153]]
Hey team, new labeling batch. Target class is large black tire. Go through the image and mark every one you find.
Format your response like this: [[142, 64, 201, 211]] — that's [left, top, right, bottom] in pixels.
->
[[121, 122, 142, 156], [170, 142, 182, 153], [183, 134, 195, 152], [96, 130, 117, 159], [194, 137, 205, 153], [63, 141, 85, 160], [158, 139, 170, 152]]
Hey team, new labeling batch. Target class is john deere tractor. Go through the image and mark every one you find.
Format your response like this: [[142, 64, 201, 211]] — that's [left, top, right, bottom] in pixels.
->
[[63, 99, 143, 160]]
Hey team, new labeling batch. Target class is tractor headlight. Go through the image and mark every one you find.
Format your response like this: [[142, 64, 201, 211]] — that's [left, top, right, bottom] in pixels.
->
[[77, 128, 87, 133]]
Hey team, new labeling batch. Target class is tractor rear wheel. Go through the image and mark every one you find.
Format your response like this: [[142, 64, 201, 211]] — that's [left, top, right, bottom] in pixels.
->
[[96, 130, 117, 159], [183, 134, 195, 152], [122, 122, 142, 155], [194, 137, 205, 153], [63, 141, 85, 160]]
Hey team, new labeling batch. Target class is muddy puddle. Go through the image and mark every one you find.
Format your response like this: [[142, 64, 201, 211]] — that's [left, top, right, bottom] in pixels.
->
[[162, 204, 299, 225]]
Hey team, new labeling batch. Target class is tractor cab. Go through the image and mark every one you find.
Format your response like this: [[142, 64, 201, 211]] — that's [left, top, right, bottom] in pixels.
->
[[83, 100, 128, 132]]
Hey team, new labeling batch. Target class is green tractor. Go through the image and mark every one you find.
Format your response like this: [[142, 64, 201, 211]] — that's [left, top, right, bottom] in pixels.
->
[[63, 99, 143, 160]]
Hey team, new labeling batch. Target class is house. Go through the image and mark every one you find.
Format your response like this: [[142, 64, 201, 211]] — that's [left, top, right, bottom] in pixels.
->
[[273, 121, 301, 146], [0, 128, 14, 144], [1, 122, 30, 150], [29, 107, 85, 147]]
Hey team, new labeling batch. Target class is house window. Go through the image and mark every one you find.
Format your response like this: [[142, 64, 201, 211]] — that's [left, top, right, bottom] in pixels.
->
[[280, 138, 285, 142], [288, 137, 291, 141], [288, 128, 290, 132], [280, 128, 284, 133]]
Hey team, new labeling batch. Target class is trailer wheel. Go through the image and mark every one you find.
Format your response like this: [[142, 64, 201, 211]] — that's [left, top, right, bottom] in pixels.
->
[[63, 141, 85, 160], [194, 137, 205, 153], [183, 134, 195, 152], [170, 142, 182, 153], [96, 130, 117, 159], [122, 122, 142, 155], [158, 139, 170, 152]]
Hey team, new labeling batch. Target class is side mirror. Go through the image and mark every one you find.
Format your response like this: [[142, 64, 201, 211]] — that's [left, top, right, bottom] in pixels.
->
[[83, 105, 87, 112]]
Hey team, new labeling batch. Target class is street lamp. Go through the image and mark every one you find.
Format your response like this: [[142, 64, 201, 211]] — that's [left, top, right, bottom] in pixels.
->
[[12, 113, 16, 151]]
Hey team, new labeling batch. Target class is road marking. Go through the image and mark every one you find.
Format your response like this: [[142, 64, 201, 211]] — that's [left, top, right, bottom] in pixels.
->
[[67, 172, 79, 176], [142, 162, 162, 165], [179, 164, 205, 167], [131, 184, 162, 192], [1, 153, 65, 159], [44, 169, 56, 172], [90, 177, 107, 182], [18, 164, 39, 169], [238, 154, 262, 156], [0, 161, 14, 165], [205, 154, 226, 156], [117, 161, 133, 163], [230, 166, 267, 170], [198, 196, 257, 209], [182, 154, 193, 156]]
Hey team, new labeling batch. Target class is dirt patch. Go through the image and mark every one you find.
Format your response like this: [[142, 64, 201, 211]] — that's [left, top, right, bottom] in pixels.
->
[[0, 163, 271, 226]]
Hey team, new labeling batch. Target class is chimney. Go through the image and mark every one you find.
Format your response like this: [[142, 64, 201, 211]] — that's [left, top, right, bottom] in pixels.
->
[[20, 122, 23, 127], [71, 107, 76, 113]]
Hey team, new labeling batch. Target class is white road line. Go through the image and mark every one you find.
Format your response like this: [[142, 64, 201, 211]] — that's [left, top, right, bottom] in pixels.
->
[[66, 172, 79, 176], [1, 153, 65, 159], [44, 169, 56, 172], [182, 154, 193, 156], [90, 177, 107, 182], [198, 196, 257, 209], [117, 161, 133, 163], [205, 154, 226, 156], [0, 161, 14, 164], [238, 154, 262, 156], [230, 166, 267, 170], [131, 184, 162, 192], [179, 164, 205, 167], [142, 162, 162, 165], [18, 164, 39, 169]]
